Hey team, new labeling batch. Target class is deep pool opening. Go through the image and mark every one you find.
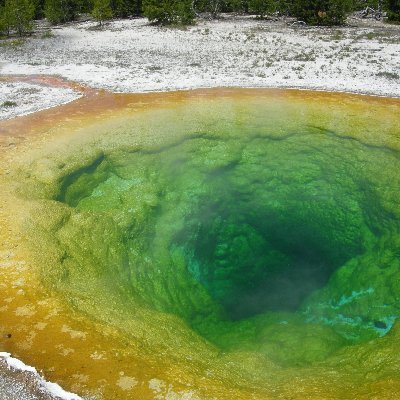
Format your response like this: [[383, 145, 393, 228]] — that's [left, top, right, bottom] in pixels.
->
[[48, 127, 400, 365], [172, 186, 365, 321]]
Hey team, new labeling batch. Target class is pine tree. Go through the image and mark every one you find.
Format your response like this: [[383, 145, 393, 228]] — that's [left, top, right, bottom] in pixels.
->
[[0, 5, 10, 35], [249, 0, 272, 18], [143, 0, 194, 24], [132, 0, 141, 15], [228, 0, 249, 13], [32, 0, 45, 18], [386, 0, 400, 21], [92, 0, 112, 25], [292, 0, 349, 25], [75, 0, 91, 13], [45, 0, 76, 24], [110, 0, 129, 17], [2, 0, 34, 36]]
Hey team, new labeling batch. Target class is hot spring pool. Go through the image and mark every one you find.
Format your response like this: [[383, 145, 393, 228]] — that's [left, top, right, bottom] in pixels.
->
[[1, 88, 400, 399]]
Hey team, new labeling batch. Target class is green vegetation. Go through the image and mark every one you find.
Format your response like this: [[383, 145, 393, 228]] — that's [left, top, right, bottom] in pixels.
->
[[143, 0, 194, 25], [248, 0, 273, 19], [386, 0, 400, 21], [92, 0, 112, 25], [0, 0, 399, 30], [44, 0, 76, 24], [376, 71, 400, 79], [1, 100, 17, 106], [292, 0, 349, 25], [0, 0, 34, 36]]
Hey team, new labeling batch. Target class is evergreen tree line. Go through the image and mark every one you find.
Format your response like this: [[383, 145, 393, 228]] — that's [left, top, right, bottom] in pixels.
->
[[0, 0, 399, 36]]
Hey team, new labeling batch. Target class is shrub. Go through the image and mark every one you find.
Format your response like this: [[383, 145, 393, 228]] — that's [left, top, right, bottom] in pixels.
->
[[45, 0, 77, 24], [292, 0, 349, 25], [2, 100, 18, 107], [386, 0, 400, 21], [249, 0, 272, 18], [143, 0, 195, 24], [0, 0, 35, 36], [92, 0, 112, 25]]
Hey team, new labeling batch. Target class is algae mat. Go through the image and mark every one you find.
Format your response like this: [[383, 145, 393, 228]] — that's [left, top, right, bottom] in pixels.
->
[[1, 88, 400, 399]]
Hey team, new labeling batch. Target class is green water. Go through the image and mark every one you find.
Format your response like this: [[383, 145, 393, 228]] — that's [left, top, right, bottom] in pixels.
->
[[22, 93, 400, 368]]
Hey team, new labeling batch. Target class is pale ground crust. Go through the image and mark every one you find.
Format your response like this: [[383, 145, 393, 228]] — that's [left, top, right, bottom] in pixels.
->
[[0, 81, 80, 120], [0, 354, 82, 400], [0, 14, 399, 120], [0, 13, 399, 399]]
